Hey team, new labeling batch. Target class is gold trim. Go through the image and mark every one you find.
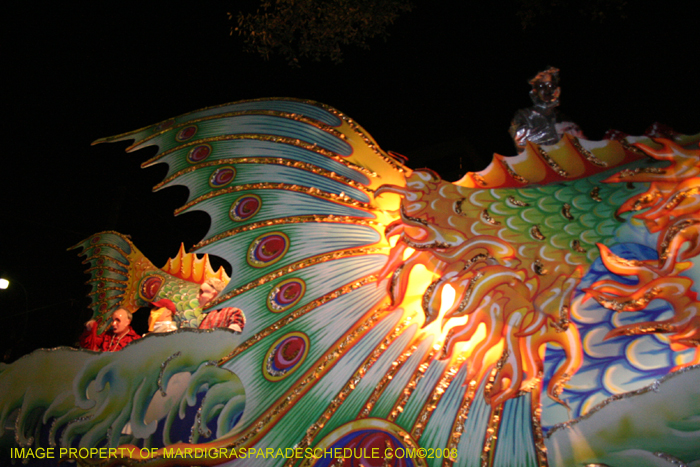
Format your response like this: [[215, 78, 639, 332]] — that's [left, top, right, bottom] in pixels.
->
[[530, 225, 546, 241], [411, 357, 465, 441], [143, 133, 376, 177], [571, 240, 587, 253], [443, 379, 477, 466], [531, 402, 549, 467], [358, 341, 418, 419], [387, 347, 439, 422], [506, 196, 529, 207], [561, 203, 574, 221], [155, 156, 371, 196], [533, 259, 548, 276], [501, 160, 528, 184], [293, 316, 411, 461], [592, 286, 660, 312], [95, 97, 339, 144], [126, 109, 347, 152], [481, 404, 503, 467], [569, 138, 608, 167], [327, 106, 409, 174], [81, 254, 129, 269], [454, 272, 484, 315], [217, 275, 380, 365], [481, 209, 501, 225], [84, 265, 130, 277], [616, 167, 666, 179], [214, 295, 391, 453], [176, 182, 371, 217], [194, 215, 381, 250], [665, 186, 700, 211], [481, 352, 509, 467], [659, 219, 698, 260], [534, 146, 569, 177], [620, 139, 650, 159], [85, 277, 128, 286], [211, 247, 386, 310]]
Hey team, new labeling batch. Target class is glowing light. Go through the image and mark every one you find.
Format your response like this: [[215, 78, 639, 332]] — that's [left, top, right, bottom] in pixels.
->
[[483, 341, 505, 368], [416, 282, 468, 346], [452, 323, 487, 357], [0, 279, 8, 289], [440, 284, 456, 314]]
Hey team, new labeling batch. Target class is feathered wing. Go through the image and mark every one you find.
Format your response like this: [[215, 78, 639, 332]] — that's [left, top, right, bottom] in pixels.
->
[[95, 99, 440, 463], [97, 98, 408, 308]]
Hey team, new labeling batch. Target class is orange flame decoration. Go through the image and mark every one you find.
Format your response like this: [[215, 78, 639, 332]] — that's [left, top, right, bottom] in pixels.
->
[[374, 138, 700, 414], [375, 171, 585, 411], [586, 139, 700, 356], [160, 243, 230, 284]]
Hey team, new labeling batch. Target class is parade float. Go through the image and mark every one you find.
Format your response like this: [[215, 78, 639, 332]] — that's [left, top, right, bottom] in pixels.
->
[[1, 96, 698, 467]]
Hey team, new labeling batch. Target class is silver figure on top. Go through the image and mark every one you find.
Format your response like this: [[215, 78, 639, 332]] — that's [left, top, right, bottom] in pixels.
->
[[509, 67, 584, 153]]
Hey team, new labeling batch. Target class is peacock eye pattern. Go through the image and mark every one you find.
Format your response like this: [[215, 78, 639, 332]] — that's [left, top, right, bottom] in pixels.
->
[[229, 194, 262, 221], [267, 278, 306, 312], [209, 166, 236, 188], [264, 332, 309, 381], [187, 144, 212, 164], [247, 232, 290, 268]]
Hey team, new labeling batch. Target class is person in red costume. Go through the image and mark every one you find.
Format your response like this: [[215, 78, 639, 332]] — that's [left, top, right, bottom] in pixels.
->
[[197, 279, 245, 332], [146, 279, 245, 333], [80, 308, 141, 351]]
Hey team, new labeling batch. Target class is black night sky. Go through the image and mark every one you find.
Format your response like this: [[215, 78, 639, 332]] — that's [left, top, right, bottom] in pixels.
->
[[2, 1, 698, 360]]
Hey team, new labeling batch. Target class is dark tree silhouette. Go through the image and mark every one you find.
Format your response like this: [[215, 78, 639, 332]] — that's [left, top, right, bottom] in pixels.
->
[[231, 0, 630, 66], [231, 0, 414, 66]]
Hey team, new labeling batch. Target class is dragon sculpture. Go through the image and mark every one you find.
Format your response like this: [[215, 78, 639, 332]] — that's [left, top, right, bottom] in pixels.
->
[[0, 98, 698, 467]]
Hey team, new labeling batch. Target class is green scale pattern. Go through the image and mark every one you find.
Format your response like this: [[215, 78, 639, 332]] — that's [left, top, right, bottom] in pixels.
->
[[483, 162, 649, 265]]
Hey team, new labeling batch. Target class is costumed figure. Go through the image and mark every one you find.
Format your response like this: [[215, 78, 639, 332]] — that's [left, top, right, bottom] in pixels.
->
[[509, 66, 585, 152], [197, 278, 246, 332], [148, 299, 179, 333], [79, 307, 140, 351], [146, 279, 246, 332]]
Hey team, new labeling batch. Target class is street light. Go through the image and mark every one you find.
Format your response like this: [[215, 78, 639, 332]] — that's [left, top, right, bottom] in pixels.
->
[[0, 275, 30, 358]]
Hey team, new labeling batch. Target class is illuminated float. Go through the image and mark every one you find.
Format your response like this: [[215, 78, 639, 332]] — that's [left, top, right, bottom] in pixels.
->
[[0, 98, 698, 466]]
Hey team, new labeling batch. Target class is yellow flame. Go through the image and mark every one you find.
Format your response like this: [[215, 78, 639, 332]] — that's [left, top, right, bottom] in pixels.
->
[[440, 284, 456, 313], [400, 272, 475, 349], [452, 323, 487, 357]]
